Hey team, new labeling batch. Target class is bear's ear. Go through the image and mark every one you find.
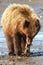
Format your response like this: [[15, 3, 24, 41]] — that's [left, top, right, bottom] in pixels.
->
[[35, 19, 40, 27], [24, 20, 30, 28], [19, 9, 29, 16]]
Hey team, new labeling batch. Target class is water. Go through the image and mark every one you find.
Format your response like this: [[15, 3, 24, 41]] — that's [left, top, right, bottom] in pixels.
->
[[0, 3, 43, 55]]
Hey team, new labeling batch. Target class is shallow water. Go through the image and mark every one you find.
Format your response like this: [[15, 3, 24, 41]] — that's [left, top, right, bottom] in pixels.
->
[[0, 3, 43, 55]]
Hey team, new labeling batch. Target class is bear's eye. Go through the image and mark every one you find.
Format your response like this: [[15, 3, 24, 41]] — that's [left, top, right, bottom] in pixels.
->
[[24, 20, 30, 28]]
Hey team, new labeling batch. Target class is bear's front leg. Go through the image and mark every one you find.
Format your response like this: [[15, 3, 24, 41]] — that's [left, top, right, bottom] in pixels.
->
[[13, 37, 19, 56], [24, 37, 32, 56], [13, 32, 22, 56], [5, 34, 14, 56], [21, 34, 26, 56], [26, 45, 31, 56]]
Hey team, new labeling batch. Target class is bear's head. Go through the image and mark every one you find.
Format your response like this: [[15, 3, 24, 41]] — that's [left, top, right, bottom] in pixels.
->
[[14, 5, 40, 54], [16, 5, 40, 44]]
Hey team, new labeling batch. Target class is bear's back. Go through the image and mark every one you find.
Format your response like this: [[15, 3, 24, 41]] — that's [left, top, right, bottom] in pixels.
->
[[2, 4, 24, 36]]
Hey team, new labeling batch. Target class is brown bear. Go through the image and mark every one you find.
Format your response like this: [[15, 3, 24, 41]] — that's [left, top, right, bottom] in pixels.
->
[[2, 4, 40, 56]]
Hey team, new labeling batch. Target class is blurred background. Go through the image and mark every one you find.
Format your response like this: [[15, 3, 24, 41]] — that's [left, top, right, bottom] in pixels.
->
[[0, 0, 43, 55]]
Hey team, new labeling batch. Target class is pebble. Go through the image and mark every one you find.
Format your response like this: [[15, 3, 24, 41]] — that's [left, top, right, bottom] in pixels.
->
[[16, 56, 22, 60], [9, 61, 15, 65]]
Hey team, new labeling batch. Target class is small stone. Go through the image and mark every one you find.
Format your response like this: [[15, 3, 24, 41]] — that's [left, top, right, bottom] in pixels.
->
[[9, 61, 15, 65], [17, 56, 21, 59]]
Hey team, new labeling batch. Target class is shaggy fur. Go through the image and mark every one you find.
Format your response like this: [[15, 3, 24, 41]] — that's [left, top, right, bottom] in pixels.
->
[[2, 4, 40, 56]]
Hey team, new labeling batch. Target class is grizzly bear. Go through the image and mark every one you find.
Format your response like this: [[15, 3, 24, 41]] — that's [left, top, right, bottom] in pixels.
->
[[2, 4, 40, 56]]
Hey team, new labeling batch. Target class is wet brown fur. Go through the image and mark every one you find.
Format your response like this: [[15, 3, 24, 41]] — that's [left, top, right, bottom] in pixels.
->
[[2, 4, 40, 56]]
